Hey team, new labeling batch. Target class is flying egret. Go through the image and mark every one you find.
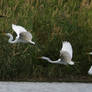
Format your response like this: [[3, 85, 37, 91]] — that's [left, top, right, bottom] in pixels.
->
[[4, 24, 35, 44], [88, 66, 92, 75], [40, 41, 74, 65]]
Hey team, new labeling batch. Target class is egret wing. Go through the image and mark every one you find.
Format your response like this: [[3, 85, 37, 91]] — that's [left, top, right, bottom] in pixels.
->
[[19, 32, 32, 41], [60, 41, 73, 59], [88, 66, 92, 75], [12, 24, 27, 36]]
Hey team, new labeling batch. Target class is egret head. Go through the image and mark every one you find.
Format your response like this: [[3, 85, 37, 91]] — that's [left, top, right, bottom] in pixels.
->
[[68, 61, 74, 65], [29, 40, 35, 45], [5, 33, 10, 36], [58, 58, 61, 62], [1, 33, 10, 37]]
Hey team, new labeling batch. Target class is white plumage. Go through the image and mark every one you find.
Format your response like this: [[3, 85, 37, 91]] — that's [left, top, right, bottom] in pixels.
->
[[12, 24, 27, 37], [5, 24, 35, 44], [88, 52, 92, 55], [40, 41, 74, 65], [88, 66, 92, 75], [60, 41, 72, 59]]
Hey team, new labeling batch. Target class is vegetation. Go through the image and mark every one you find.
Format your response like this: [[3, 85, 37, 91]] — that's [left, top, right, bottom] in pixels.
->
[[0, 0, 92, 82]]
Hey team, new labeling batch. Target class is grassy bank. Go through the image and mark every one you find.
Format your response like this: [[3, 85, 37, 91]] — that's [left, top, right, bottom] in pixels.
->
[[0, 0, 92, 81]]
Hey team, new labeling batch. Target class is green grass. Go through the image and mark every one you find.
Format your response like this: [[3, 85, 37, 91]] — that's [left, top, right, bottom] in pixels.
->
[[0, 0, 92, 82]]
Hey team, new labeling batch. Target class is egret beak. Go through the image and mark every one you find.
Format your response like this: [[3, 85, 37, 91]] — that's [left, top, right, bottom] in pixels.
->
[[37, 57, 41, 59]]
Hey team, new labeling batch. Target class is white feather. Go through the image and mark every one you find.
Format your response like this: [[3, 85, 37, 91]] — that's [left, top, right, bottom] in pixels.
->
[[88, 66, 92, 75], [60, 41, 73, 59], [12, 24, 27, 36], [5, 24, 35, 44], [89, 52, 92, 55]]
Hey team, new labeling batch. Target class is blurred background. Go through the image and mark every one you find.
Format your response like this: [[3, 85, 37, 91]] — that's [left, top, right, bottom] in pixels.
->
[[0, 0, 92, 82]]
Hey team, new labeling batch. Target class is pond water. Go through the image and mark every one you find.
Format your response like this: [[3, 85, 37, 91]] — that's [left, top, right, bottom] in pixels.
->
[[0, 82, 92, 92]]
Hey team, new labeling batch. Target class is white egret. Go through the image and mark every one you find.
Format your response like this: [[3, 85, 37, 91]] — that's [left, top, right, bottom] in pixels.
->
[[40, 41, 74, 65], [4, 24, 35, 44], [88, 66, 92, 75]]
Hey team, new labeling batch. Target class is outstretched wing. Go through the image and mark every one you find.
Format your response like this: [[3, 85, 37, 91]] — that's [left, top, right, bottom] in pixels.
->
[[88, 66, 92, 75], [12, 24, 27, 36], [19, 32, 32, 41], [60, 41, 73, 59]]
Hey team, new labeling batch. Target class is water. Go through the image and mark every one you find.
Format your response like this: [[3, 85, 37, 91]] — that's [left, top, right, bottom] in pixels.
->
[[0, 82, 92, 92]]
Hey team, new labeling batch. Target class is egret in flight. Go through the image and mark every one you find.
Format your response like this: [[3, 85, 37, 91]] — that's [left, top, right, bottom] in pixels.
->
[[88, 66, 92, 75], [40, 41, 74, 65], [4, 24, 35, 44]]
